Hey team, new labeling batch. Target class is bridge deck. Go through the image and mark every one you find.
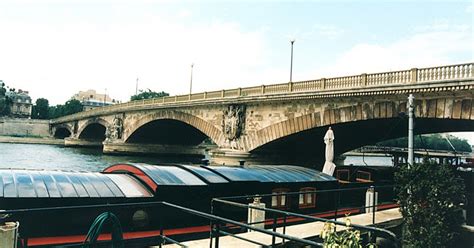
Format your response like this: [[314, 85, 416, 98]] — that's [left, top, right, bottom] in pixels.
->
[[162, 208, 401, 248]]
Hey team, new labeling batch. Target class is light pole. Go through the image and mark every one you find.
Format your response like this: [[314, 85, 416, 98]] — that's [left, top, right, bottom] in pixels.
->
[[290, 39, 295, 82], [189, 63, 194, 95], [135, 77, 139, 95], [104, 88, 107, 106], [407, 94, 415, 168]]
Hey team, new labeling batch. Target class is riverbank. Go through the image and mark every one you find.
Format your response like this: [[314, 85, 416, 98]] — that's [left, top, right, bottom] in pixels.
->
[[0, 135, 64, 145]]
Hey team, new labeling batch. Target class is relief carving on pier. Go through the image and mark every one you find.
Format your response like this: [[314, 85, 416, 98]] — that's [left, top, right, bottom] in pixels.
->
[[106, 116, 123, 141], [222, 105, 245, 150]]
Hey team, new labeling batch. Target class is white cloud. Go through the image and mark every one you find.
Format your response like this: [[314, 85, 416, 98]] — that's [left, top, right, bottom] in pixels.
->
[[307, 25, 473, 78]]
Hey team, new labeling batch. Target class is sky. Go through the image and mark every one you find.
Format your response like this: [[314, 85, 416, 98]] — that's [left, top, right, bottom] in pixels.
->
[[0, 0, 473, 143]]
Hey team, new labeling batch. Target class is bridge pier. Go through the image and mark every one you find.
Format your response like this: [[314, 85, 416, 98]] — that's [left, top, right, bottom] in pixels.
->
[[209, 148, 326, 167], [102, 142, 206, 157], [64, 138, 103, 147]]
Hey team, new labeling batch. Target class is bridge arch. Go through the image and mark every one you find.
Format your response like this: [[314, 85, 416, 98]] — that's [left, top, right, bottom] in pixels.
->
[[77, 118, 110, 141], [53, 124, 73, 139], [124, 110, 224, 145], [246, 98, 474, 153]]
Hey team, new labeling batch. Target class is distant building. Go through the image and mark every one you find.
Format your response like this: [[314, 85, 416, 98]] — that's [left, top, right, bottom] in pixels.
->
[[5, 89, 33, 118], [72, 89, 118, 111]]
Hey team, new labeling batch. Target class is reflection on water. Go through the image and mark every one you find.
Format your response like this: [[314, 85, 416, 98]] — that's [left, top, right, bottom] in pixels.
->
[[0, 143, 204, 172]]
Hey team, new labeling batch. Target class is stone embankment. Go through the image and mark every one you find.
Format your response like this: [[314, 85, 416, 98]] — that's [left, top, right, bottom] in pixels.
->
[[0, 117, 64, 145], [0, 135, 64, 145]]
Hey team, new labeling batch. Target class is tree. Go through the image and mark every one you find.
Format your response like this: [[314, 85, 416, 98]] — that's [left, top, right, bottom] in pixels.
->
[[395, 162, 465, 247], [32, 98, 50, 119], [377, 134, 472, 152], [48, 99, 84, 119], [130, 89, 169, 101], [0, 80, 11, 116]]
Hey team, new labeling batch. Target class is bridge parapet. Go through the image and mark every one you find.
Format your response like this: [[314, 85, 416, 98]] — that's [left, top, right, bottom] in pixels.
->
[[51, 63, 473, 124]]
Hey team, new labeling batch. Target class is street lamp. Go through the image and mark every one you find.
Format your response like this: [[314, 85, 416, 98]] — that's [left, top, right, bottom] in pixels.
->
[[290, 39, 295, 82], [135, 77, 139, 95], [104, 88, 107, 106], [189, 63, 194, 95]]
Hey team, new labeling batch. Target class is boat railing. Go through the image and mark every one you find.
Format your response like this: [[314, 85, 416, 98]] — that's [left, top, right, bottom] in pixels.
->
[[211, 184, 400, 247], [1, 185, 399, 248], [2, 200, 325, 248]]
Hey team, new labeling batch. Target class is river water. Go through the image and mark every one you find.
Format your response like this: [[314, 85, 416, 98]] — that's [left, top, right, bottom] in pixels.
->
[[0, 143, 206, 172], [0, 143, 394, 172]]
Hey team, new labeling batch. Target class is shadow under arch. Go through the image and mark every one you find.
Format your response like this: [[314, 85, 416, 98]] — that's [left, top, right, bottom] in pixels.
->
[[123, 111, 223, 145]]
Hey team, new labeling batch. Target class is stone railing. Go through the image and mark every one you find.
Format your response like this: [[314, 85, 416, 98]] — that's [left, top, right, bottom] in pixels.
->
[[52, 63, 473, 123]]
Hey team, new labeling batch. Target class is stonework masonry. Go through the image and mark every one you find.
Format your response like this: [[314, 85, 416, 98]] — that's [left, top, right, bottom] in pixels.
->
[[0, 118, 51, 137], [49, 63, 474, 165]]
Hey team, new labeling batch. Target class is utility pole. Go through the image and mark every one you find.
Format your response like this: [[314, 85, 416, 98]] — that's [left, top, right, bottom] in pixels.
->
[[407, 94, 415, 167]]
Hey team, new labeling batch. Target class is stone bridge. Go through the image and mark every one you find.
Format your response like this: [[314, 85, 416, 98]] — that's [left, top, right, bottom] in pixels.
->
[[51, 63, 474, 167]]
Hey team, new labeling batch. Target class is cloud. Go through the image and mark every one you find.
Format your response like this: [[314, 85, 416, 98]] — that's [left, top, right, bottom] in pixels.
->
[[307, 24, 473, 78]]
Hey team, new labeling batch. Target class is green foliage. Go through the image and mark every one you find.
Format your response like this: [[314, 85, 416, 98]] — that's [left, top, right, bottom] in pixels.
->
[[377, 134, 472, 152], [49, 99, 83, 118], [31, 98, 50, 119], [395, 162, 465, 247], [321, 218, 375, 248], [0, 80, 11, 116], [130, 89, 169, 101]]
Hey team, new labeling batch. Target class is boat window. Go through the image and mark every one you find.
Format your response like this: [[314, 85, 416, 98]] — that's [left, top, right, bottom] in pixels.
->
[[15, 173, 36, 198], [1, 171, 16, 197], [75, 174, 100, 197], [336, 169, 350, 182], [106, 174, 152, 197], [181, 165, 228, 183], [137, 165, 207, 186], [39, 173, 61, 197], [30, 171, 49, 197], [66, 174, 90, 197], [271, 188, 289, 209], [356, 171, 372, 182], [84, 174, 115, 197], [298, 187, 316, 209], [51, 173, 78, 197]]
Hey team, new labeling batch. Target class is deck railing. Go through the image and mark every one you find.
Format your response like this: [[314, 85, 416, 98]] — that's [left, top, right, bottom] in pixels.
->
[[52, 62, 473, 123], [1, 185, 400, 248]]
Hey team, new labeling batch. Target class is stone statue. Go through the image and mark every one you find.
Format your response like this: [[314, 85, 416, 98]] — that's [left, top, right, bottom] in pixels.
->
[[112, 116, 123, 140], [222, 105, 245, 149]]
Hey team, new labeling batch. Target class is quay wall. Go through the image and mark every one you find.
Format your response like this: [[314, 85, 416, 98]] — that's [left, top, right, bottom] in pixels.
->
[[0, 117, 51, 137], [0, 136, 64, 145]]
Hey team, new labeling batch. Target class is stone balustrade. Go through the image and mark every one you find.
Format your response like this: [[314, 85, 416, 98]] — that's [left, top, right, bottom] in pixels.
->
[[52, 63, 473, 124]]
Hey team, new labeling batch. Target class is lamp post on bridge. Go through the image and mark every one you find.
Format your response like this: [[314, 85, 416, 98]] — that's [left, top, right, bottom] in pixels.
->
[[289, 39, 295, 82], [189, 63, 194, 95]]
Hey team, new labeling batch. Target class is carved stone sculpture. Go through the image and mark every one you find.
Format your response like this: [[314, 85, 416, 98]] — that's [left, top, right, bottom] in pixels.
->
[[222, 105, 245, 149], [111, 116, 123, 140]]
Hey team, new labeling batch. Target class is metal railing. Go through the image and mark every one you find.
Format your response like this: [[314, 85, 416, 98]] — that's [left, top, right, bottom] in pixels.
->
[[52, 62, 473, 123], [0, 197, 390, 248], [210, 184, 400, 247]]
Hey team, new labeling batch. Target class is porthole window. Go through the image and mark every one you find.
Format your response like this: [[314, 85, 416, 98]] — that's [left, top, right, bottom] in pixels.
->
[[299, 187, 316, 209]]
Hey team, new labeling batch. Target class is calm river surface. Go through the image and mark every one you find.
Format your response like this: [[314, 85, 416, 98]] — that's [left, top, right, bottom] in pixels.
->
[[0, 143, 205, 172], [0, 143, 393, 172]]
